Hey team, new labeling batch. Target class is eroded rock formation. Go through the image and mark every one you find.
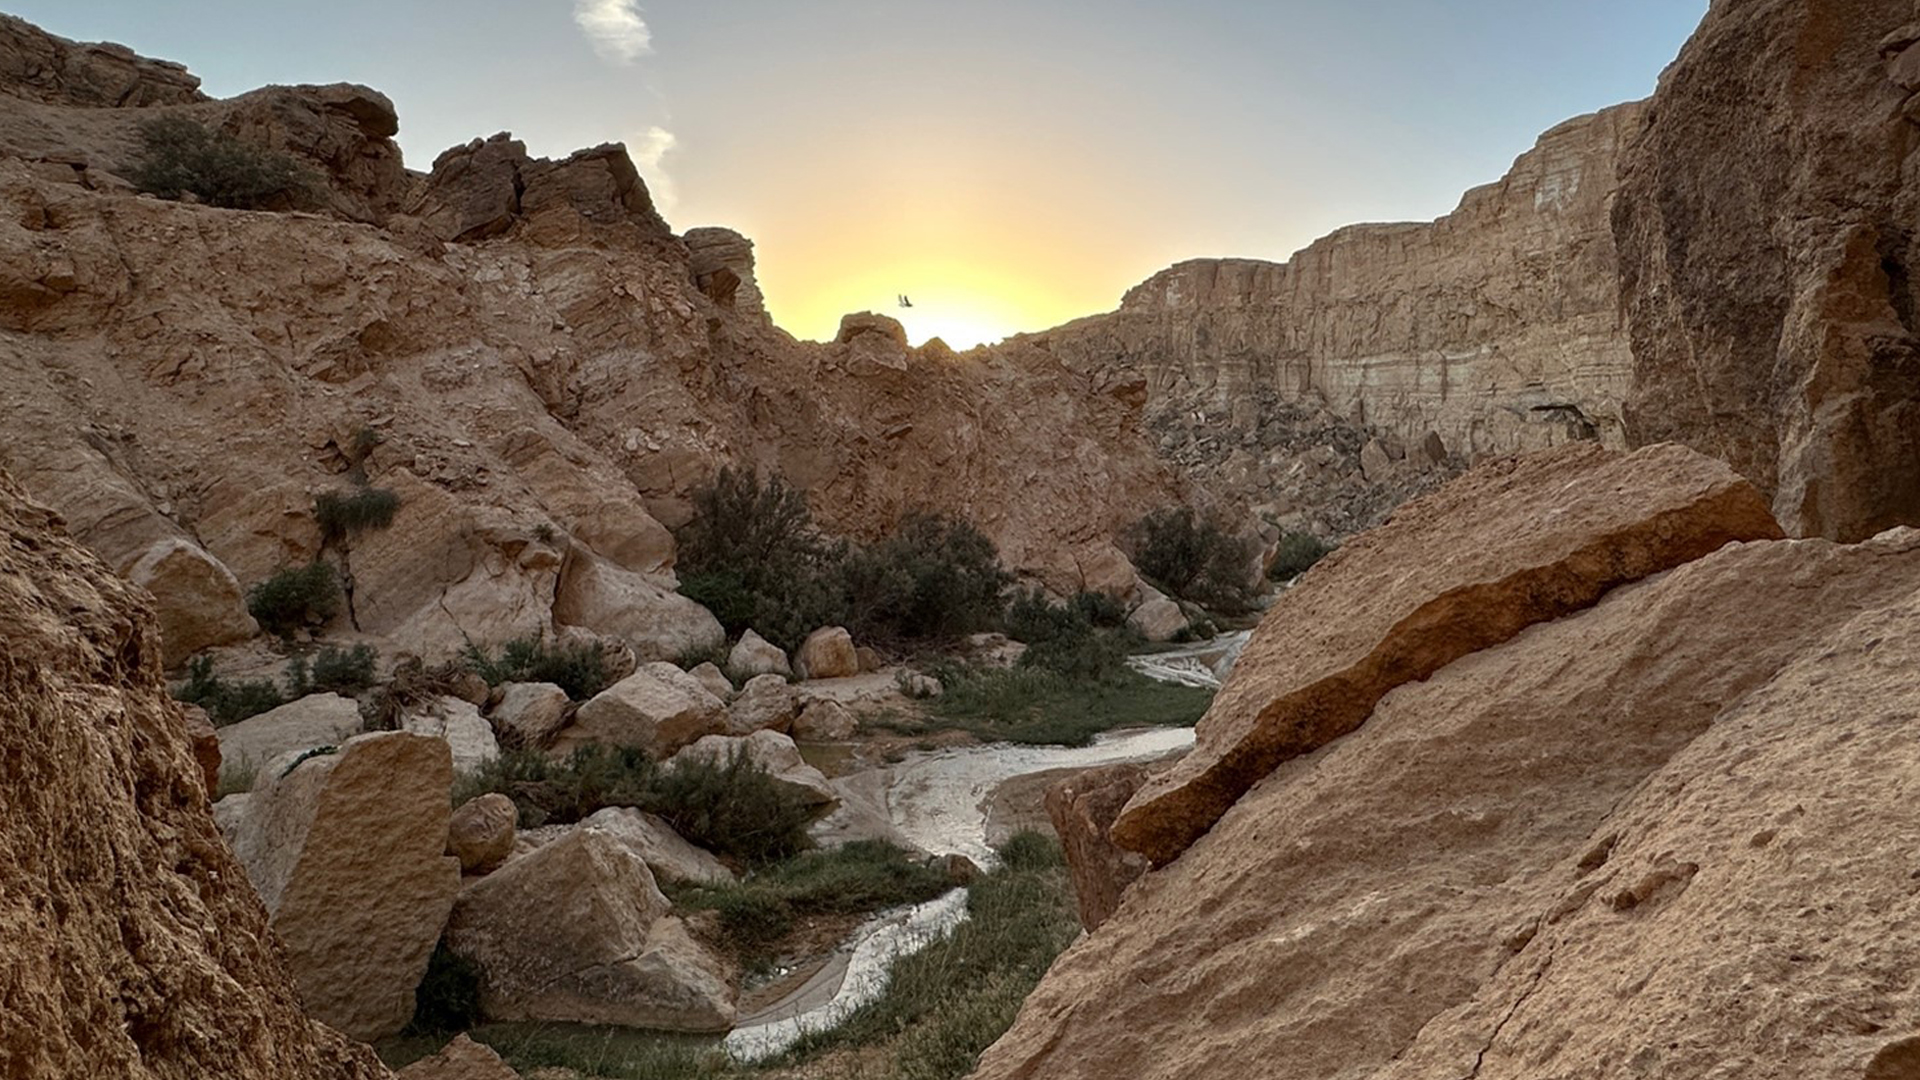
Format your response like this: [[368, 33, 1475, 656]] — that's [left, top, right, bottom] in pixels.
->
[[0, 471, 387, 1078]]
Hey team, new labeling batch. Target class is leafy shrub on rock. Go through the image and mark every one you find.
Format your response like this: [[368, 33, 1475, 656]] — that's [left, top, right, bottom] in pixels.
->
[[313, 486, 400, 544], [1270, 530, 1335, 581], [174, 655, 286, 727], [246, 561, 341, 639], [129, 116, 316, 210], [841, 514, 1013, 646], [285, 644, 379, 698], [1129, 507, 1258, 613]]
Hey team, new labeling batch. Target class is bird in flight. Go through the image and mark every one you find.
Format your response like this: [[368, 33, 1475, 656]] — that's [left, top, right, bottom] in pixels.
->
[[898, 294, 914, 309]]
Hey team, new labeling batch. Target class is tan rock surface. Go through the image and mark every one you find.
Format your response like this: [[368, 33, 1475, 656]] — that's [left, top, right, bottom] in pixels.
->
[[792, 698, 858, 741], [726, 672, 798, 735], [180, 701, 221, 798], [446, 828, 735, 1031], [575, 807, 734, 885], [448, 794, 518, 874], [1111, 443, 1784, 866], [795, 626, 859, 680], [551, 550, 724, 663], [0, 471, 386, 1078], [216, 692, 364, 774], [1046, 763, 1152, 932], [728, 628, 792, 679], [393, 1035, 517, 1080], [975, 528, 1920, 1080], [1616, 0, 1920, 541], [224, 732, 462, 1041], [552, 662, 727, 758], [124, 536, 258, 660], [687, 661, 734, 701], [489, 681, 572, 749], [671, 730, 839, 812], [402, 696, 501, 775]]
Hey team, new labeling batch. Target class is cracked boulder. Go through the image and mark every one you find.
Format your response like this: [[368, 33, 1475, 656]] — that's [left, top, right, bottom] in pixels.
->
[[973, 529, 1920, 1080], [444, 827, 735, 1031], [1110, 443, 1783, 866]]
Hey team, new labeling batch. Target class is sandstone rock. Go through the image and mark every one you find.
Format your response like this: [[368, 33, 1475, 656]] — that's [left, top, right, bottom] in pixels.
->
[[670, 730, 838, 812], [792, 698, 859, 741], [795, 626, 859, 680], [684, 227, 767, 320], [219, 83, 409, 224], [124, 536, 258, 661], [898, 672, 943, 699], [1358, 438, 1393, 483], [856, 645, 885, 673], [1046, 763, 1153, 932], [447, 670, 491, 707], [215, 692, 364, 774], [576, 806, 734, 885], [222, 731, 462, 1041], [1110, 443, 1784, 867], [552, 550, 725, 663], [1126, 588, 1188, 644], [1616, 0, 1920, 542], [0, 470, 386, 1078], [687, 661, 734, 701], [835, 311, 909, 347], [180, 701, 221, 798], [552, 662, 727, 758], [394, 1034, 518, 1080], [974, 528, 1920, 1080], [410, 134, 670, 245], [403, 696, 501, 775], [489, 681, 572, 748], [963, 632, 1028, 669], [728, 628, 792, 679], [0, 13, 205, 106], [448, 793, 518, 874], [445, 828, 735, 1030], [726, 672, 798, 735]]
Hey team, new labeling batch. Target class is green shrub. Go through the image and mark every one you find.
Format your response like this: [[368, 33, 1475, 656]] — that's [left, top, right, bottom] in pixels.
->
[[1001, 589, 1133, 681], [917, 664, 1211, 747], [284, 644, 378, 699], [246, 561, 341, 639], [841, 514, 1012, 646], [1129, 508, 1258, 613], [406, 941, 483, 1035], [463, 636, 609, 701], [453, 745, 659, 829], [174, 655, 286, 726], [313, 486, 400, 545], [1270, 530, 1335, 581], [129, 116, 316, 210]]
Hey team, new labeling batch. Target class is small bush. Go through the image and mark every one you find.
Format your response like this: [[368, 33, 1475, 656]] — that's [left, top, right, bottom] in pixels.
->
[[247, 561, 341, 639], [406, 941, 483, 1035], [840, 514, 1013, 646], [1001, 589, 1134, 681], [129, 116, 315, 210], [1129, 508, 1258, 613], [313, 486, 400, 545], [1270, 530, 1335, 581], [174, 655, 286, 727], [284, 644, 378, 698], [464, 636, 610, 701], [453, 745, 659, 829]]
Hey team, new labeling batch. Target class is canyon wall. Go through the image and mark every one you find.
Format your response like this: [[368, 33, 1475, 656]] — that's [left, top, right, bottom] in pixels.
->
[[1614, 0, 1920, 541], [1030, 102, 1645, 461]]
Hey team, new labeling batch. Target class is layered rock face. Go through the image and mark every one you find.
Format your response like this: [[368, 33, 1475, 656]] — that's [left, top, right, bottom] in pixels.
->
[[1033, 103, 1643, 463], [0, 471, 386, 1079], [1615, 0, 1920, 541], [974, 453, 1920, 1079]]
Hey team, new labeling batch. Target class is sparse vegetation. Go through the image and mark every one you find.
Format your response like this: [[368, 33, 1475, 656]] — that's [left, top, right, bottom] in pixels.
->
[[839, 514, 1013, 646], [284, 644, 379, 698], [1270, 529, 1335, 581], [246, 560, 342, 639], [453, 745, 817, 866], [128, 116, 316, 210], [314, 486, 401, 544], [1129, 507, 1259, 613], [908, 665, 1212, 747], [174, 655, 286, 726], [462, 636, 611, 701], [667, 841, 952, 968], [365, 656, 472, 732]]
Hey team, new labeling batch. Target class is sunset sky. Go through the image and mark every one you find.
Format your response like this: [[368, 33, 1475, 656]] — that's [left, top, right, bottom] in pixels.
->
[[16, 1, 1707, 347]]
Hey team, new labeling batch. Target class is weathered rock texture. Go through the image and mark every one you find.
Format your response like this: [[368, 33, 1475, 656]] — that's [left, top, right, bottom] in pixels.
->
[[392, 1036, 517, 1080], [220, 732, 462, 1041], [1045, 763, 1152, 932], [0, 471, 387, 1078], [1110, 443, 1783, 865], [1616, 0, 1920, 541], [553, 662, 728, 758], [975, 524, 1920, 1080]]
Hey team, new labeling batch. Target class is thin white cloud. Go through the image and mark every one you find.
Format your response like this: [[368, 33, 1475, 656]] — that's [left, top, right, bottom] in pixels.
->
[[574, 0, 653, 64], [632, 126, 679, 216]]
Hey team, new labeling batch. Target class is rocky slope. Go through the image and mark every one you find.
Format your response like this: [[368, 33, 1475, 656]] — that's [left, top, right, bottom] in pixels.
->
[[973, 446, 1920, 1080], [1027, 103, 1644, 465], [0, 470, 387, 1079], [1615, 0, 1920, 542]]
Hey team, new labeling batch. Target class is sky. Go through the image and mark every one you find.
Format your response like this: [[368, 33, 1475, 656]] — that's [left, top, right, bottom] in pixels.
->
[[15, 1, 1707, 348]]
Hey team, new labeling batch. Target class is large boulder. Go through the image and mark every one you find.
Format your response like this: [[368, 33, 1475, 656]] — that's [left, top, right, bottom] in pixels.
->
[[727, 629, 792, 679], [394, 1034, 518, 1080], [0, 471, 385, 1078], [552, 551, 725, 663], [123, 536, 258, 661], [215, 692, 364, 775], [687, 661, 733, 701], [670, 730, 838, 813], [725, 673, 798, 735], [402, 696, 501, 775], [973, 529, 1920, 1080], [448, 794, 518, 874], [551, 663, 727, 759], [570, 807, 734, 885], [445, 828, 734, 1030], [489, 681, 572, 749], [792, 698, 858, 742], [794, 626, 859, 680], [218, 731, 462, 1042], [1125, 588, 1187, 644], [1109, 443, 1783, 866], [1046, 763, 1153, 932]]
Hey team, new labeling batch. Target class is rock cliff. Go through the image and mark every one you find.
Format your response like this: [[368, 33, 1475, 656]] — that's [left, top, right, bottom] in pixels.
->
[[1029, 103, 1644, 464], [1614, 0, 1920, 542], [0, 470, 388, 1079]]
